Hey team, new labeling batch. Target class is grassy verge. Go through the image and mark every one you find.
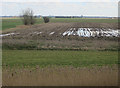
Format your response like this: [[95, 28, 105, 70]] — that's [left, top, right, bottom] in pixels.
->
[[2, 50, 118, 68]]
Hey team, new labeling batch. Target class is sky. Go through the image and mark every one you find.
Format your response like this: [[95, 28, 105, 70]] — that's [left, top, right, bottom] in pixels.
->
[[0, 0, 119, 17]]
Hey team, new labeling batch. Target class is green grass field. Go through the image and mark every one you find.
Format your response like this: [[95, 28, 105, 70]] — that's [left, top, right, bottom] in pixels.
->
[[2, 50, 118, 68], [2, 18, 44, 30], [2, 18, 118, 30]]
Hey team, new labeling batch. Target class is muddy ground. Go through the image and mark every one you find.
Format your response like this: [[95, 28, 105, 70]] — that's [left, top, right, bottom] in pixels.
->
[[1, 22, 119, 50]]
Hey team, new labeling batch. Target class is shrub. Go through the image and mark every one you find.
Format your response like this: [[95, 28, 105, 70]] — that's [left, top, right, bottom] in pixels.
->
[[43, 17, 49, 23]]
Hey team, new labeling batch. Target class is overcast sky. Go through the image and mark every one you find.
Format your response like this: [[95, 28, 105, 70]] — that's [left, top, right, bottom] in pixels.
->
[[0, 0, 119, 17]]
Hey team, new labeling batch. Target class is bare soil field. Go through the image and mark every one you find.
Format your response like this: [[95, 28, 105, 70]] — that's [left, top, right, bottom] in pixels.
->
[[1, 22, 119, 50], [2, 22, 119, 33]]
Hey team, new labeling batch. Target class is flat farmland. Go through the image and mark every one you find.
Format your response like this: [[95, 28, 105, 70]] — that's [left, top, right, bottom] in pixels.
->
[[2, 50, 118, 67], [2, 18, 118, 30], [2, 18, 119, 86]]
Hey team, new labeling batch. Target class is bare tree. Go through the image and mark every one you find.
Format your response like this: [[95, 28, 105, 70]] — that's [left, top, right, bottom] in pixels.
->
[[21, 8, 36, 25]]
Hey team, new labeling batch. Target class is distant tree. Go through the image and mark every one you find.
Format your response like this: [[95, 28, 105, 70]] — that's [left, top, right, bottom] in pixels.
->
[[43, 17, 49, 23], [21, 8, 36, 25]]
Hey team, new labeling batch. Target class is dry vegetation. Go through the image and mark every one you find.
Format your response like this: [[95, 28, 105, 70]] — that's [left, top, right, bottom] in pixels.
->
[[2, 37, 118, 50], [2, 66, 118, 86]]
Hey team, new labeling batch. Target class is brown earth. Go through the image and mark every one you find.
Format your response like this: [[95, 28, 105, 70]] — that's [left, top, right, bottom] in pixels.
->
[[2, 22, 119, 50], [2, 22, 118, 34]]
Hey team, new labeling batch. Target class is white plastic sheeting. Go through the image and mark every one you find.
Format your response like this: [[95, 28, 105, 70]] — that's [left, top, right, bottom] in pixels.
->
[[62, 28, 120, 37], [0, 28, 119, 38], [49, 32, 55, 35], [0, 33, 16, 37]]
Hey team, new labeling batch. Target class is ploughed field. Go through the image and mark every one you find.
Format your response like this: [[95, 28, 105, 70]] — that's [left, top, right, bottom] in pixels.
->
[[2, 18, 118, 30], [1, 22, 119, 50]]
